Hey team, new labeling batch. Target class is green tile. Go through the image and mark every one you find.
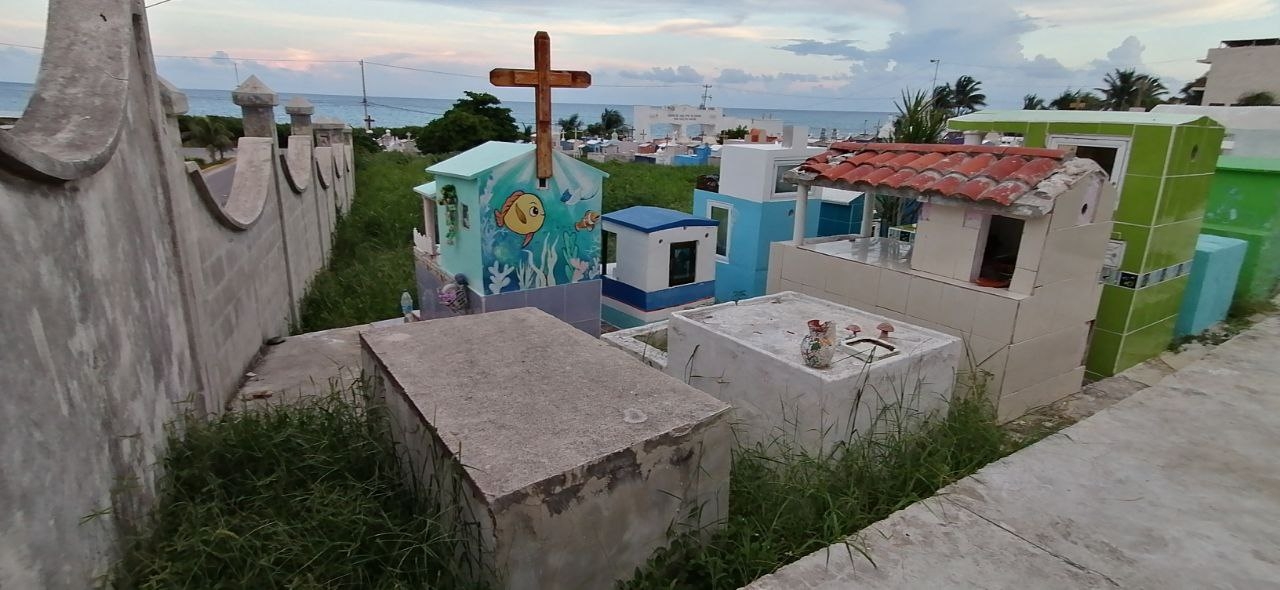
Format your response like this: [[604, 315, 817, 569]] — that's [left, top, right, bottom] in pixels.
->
[[1155, 173, 1212, 225], [1146, 219, 1203, 272], [1205, 168, 1280, 231], [1204, 226, 1280, 301], [1115, 316, 1177, 373], [1127, 125, 1172, 176], [1085, 328, 1123, 377], [1112, 222, 1151, 271], [1047, 122, 1099, 135], [1024, 123, 1047, 148], [1168, 125, 1214, 177], [1097, 123, 1136, 137], [1193, 127, 1226, 174], [1129, 275, 1189, 329], [1116, 174, 1161, 226], [1096, 284, 1134, 332]]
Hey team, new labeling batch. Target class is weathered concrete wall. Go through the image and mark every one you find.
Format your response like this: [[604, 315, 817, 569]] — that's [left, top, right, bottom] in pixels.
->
[[0, 1, 355, 586]]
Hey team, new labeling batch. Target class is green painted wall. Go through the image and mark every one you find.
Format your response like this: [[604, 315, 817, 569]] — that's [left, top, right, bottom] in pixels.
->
[[433, 176, 484, 287], [951, 115, 1224, 377], [1201, 158, 1280, 302]]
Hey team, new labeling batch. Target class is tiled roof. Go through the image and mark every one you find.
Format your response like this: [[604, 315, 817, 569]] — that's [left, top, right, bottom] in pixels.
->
[[789, 143, 1073, 207]]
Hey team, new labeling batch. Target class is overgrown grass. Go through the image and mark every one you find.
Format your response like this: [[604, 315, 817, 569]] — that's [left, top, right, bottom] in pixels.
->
[[296, 151, 437, 332], [622, 392, 1013, 589], [114, 384, 486, 590], [595, 160, 717, 213]]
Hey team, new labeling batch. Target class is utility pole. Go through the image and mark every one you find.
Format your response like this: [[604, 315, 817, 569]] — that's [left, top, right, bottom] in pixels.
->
[[359, 59, 374, 130], [929, 58, 940, 91], [699, 84, 712, 110]]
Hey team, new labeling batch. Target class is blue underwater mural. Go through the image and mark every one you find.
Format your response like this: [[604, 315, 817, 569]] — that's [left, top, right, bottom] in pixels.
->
[[481, 152, 604, 295]]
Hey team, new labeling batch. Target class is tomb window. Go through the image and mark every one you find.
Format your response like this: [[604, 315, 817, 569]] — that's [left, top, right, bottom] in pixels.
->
[[669, 241, 698, 286], [973, 215, 1024, 288]]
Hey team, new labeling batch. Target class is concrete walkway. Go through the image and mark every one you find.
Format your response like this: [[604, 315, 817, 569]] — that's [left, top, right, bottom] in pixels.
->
[[747, 315, 1280, 589]]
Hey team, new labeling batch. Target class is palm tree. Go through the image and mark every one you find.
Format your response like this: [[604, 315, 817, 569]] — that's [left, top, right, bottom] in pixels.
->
[[1048, 89, 1103, 110], [1236, 91, 1276, 106], [951, 75, 987, 114], [185, 116, 235, 162], [1098, 68, 1167, 110], [931, 84, 955, 112], [892, 89, 948, 143], [1023, 94, 1046, 110], [1178, 75, 1207, 105], [557, 114, 582, 138]]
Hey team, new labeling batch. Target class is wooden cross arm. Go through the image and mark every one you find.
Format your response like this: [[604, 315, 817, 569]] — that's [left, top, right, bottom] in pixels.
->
[[490, 68, 592, 89]]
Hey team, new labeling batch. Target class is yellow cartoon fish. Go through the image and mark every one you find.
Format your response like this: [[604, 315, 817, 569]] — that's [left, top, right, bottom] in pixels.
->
[[495, 191, 545, 247], [575, 210, 600, 231]]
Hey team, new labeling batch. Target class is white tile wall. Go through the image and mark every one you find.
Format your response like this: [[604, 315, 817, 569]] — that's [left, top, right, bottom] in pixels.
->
[[1009, 267, 1036, 295], [1037, 221, 1112, 286], [1014, 275, 1101, 343], [1003, 323, 1089, 395], [934, 283, 983, 333], [827, 260, 881, 308], [876, 270, 911, 313], [1015, 215, 1051, 272], [784, 246, 828, 290], [906, 276, 945, 322], [766, 243, 784, 293], [998, 365, 1086, 422], [1049, 182, 1085, 232], [970, 290, 1019, 344]]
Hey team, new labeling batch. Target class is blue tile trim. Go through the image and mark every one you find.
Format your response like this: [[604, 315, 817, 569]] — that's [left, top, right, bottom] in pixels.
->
[[602, 277, 714, 311]]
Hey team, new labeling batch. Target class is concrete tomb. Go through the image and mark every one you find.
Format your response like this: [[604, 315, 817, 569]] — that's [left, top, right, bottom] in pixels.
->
[[360, 308, 731, 589], [774, 142, 1115, 420], [949, 111, 1224, 377], [694, 125, 867, 302], [607, 292, 961, 453], [601, 206, 719, 329]]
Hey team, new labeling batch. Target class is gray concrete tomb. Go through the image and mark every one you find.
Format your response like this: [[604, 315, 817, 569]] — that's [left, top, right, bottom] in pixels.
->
[[360, 308, 731, 590]]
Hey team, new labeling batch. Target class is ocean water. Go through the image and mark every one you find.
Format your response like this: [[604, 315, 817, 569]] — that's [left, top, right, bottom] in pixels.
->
[[0, 81, 893, 137]]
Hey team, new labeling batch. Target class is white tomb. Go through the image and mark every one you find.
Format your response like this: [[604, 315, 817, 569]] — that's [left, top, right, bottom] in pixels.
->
[[662, 291, 962, 453]]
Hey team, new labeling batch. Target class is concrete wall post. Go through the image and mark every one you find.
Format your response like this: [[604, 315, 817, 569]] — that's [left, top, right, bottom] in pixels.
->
[[285, 96, 314, 137], [232, 75, 279, 139]]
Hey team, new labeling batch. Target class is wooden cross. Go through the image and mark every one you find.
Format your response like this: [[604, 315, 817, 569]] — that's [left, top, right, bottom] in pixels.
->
[[491, 31, 591, 184]]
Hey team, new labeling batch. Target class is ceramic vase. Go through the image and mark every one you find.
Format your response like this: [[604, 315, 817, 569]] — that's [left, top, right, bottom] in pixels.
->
[[800, 319, 835, 369]]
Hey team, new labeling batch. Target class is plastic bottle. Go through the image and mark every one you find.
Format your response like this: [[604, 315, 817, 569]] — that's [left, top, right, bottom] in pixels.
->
[[400, 291, 413, 323]]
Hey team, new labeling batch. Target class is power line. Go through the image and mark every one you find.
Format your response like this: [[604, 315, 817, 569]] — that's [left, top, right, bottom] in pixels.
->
[[145, 0, 179, 7], [363, 61, 483, 79]]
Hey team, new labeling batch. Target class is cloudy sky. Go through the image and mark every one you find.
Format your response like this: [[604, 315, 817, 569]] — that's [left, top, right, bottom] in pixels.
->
[[3, 0, 1278, 111]]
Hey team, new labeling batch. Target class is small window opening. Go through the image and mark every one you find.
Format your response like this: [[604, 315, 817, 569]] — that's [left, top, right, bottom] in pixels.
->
[[1072, 145, 1119, 179], [709, 204, 730, 257], [975, 215, 1024, 288], [669, 240, 698, 286]]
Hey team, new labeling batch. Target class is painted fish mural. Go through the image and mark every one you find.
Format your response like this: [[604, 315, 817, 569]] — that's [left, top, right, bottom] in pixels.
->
[[495, 190, 545, 247], [575, 211, 600, 231]]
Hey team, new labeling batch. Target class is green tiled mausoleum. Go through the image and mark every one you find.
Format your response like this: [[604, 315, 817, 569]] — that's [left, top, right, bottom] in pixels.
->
[[950, 111, 1224, 378]]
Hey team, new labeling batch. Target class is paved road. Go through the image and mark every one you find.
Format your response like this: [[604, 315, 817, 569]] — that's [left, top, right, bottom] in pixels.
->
[[748, 315, 1280, 589]]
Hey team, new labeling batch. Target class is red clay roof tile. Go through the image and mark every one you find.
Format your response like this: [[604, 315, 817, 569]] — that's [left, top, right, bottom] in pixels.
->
[[793, 143, 1070, 207]]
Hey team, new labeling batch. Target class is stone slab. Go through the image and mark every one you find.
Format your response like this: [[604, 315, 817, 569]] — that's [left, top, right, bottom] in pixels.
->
[[233, 325, 365, 409], [743, 315, 1280, 589], [360, 308, 732, 589]]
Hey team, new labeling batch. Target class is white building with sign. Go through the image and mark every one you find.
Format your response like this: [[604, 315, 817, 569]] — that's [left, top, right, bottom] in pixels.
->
[[634, 104, 784, 141]]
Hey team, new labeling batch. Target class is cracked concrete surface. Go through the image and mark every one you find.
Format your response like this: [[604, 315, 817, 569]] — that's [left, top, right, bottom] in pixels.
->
[[745, 315, 1280, 589]]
